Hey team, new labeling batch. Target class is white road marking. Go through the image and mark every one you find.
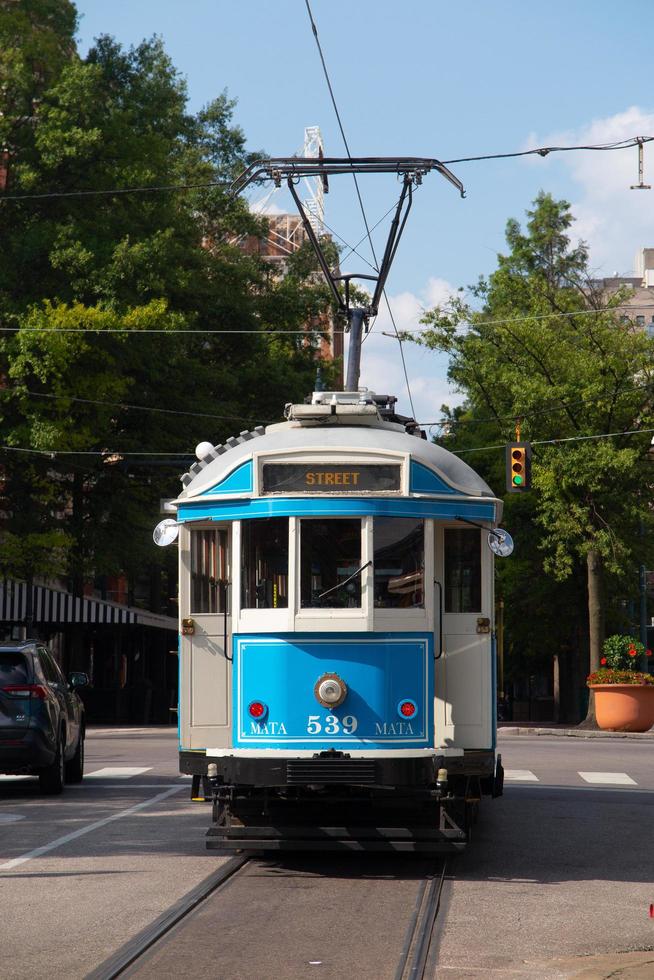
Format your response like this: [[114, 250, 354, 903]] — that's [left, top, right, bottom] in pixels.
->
[[85, 767, 152, 779], [0, 814, 26, 824], [504, 769, 539, 782], [72, 783, 181, 789], [0, 775, 32, 781], [0, 786, 183, 871], [578, 771, 637, 785]]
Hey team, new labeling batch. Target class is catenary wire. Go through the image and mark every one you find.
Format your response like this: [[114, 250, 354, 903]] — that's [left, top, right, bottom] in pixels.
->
[[417, 379, 654, 428], [386, 303, 654, 334], [304, 0, 379, 274], [451, 426, 654, 455], [1, 301, 652, 336], [1, 137, 652, 203], [5, 423, 654, 464], [303, 0, 417, 418], [0, 387, 273, 424]]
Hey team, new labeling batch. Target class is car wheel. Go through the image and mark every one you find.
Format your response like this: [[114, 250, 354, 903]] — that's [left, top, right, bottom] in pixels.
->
[[39, 731, 65, 795], [65, 726, 85, 783]]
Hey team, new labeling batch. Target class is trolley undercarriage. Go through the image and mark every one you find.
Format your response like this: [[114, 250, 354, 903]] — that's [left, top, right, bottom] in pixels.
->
[[199, 750, 503, 853]]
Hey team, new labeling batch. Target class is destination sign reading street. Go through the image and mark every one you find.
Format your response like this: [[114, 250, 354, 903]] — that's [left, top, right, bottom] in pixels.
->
[[261, 463, 402, 494]]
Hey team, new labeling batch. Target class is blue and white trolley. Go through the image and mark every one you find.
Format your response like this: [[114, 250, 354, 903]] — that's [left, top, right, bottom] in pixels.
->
[[166, 388, 505, 852]]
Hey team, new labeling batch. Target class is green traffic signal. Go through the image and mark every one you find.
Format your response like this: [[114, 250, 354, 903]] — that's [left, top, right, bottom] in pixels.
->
[[506, 442, 532, 492]]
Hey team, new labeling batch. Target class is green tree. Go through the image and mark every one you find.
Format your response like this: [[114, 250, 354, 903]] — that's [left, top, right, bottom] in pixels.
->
[[0, 12, 335, 599], [417, 193, 654, 722]]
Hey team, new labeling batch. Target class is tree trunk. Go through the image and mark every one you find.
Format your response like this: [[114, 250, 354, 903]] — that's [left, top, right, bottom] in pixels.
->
[[578, 548, 604, 728]]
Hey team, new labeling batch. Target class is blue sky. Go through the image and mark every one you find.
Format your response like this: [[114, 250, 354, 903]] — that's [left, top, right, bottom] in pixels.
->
[[75, 0, 654, 424]]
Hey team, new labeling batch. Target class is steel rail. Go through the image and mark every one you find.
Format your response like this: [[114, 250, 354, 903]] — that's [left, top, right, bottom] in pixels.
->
[[395, 860, 449, 979], [85, 855, 250, 979]]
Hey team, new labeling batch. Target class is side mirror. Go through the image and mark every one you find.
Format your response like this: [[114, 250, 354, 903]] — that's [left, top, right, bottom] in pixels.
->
[[69, 671, 89, 689]]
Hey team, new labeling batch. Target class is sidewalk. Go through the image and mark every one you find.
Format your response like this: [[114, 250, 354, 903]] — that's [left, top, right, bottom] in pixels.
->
[[499, 721, 654, 739]]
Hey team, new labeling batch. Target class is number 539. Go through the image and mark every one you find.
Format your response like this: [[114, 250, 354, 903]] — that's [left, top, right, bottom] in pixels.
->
[[306, 715, 358, 735]]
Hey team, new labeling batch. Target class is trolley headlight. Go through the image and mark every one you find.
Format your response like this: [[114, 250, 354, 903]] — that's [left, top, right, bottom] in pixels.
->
[[314, 673, 347, 708]]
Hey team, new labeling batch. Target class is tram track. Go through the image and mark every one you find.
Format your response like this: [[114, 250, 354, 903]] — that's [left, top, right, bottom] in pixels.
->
[[86, 854, 252, 980], [88, 853, 452, 980], [395, 861, 449, 980]]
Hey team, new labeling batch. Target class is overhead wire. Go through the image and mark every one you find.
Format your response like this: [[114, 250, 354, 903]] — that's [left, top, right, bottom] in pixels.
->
[[304, 0, 417, 419], [0, 301, 651, 336], [0, 387, 273, 425], [452, 426, 654, 456], [0, 137, 651, 204], [418, 378, 654, 428], [385, 303, 654, 334], [6, 421, 654, 464]]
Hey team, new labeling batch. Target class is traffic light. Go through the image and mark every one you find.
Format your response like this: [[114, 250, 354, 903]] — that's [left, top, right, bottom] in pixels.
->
[[506, 442, 532, 492]]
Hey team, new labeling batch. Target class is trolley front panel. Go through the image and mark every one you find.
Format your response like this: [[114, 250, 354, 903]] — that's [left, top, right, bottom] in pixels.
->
[[234, 632, 433, 750]]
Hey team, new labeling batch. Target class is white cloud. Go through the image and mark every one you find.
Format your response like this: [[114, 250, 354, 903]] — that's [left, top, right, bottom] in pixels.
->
[[526, 107, 654, 275], [355, 277, 465, 427]]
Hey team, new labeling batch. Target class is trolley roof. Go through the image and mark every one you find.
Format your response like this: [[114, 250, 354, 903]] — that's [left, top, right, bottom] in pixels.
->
[[174, 392, 498, 505]]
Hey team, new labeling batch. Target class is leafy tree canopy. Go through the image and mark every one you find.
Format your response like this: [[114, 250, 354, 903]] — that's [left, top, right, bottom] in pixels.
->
[[416, 193, 654, 697], [0, 6, 337, 592]]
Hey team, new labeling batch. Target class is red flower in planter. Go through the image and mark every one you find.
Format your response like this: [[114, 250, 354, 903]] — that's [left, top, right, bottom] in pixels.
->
[[629, 649, 637, 657], [648, 650, 652, 658], [600, 657, 607, 665]]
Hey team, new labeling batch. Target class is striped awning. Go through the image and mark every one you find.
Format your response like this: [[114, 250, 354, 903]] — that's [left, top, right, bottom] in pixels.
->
[[0, 579, 176, 631]]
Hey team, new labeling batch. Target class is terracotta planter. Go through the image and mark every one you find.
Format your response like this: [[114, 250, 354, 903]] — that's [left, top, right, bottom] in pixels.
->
[[589, 683, 654, 732]]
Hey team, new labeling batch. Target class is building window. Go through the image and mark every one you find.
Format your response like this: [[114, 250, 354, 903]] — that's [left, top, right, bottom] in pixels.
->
[[444, 528, 481, 613], [300, 518, 362, 608], [241, 518, 288, 609], [374, 517, 424, 608], [636, 315, 645, 327], [191, 528, 229, 614]]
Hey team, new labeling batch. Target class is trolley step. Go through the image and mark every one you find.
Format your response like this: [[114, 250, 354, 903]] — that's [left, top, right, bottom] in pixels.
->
[[206, 824, 467, 853]]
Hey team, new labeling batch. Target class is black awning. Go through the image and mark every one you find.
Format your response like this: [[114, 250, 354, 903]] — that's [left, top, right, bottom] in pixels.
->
[[0, 579, 175, 631]]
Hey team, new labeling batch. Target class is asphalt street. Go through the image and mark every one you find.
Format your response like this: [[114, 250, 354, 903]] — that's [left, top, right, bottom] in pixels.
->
[[0, 729, 652, 979]]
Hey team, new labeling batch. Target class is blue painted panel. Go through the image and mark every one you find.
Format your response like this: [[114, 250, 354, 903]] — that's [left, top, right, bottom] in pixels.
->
[[233, 632, 433, 750], [178, 496, 496, 523], [200, 460, 253, 496], [410, 461, 456, 495]]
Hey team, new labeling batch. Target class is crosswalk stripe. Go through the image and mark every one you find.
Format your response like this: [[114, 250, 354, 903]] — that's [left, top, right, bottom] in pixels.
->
[[504, 769, 539, 781], [85, 767, 152, 780], [578, 771, 637, 786]]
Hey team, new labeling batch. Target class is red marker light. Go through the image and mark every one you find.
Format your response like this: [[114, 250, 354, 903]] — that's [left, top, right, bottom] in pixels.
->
[[248, 700, 267, 719], [398, 700, 417, 718]]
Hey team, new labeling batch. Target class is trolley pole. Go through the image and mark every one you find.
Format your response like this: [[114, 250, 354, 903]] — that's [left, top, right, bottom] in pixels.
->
[[345, 308, 366, 392]]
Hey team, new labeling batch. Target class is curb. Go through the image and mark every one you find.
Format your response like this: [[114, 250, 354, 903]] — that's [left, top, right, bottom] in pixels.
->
[[499, 726, 654, 739]]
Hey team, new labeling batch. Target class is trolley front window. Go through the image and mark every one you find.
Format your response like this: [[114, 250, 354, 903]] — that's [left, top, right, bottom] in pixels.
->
[[374, 517, 424, 608], [241, 518, 289, 609], [444, 528, 481, 613], [300, 518, 363, 608], [190, 528, 229, 614]]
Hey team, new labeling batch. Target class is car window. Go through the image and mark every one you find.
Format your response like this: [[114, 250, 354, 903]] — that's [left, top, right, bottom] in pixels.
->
[[0, 653, 30, 686], [37, 649, 59, 684], [45, 651, 66, 685], [32, 655, 48, 685]]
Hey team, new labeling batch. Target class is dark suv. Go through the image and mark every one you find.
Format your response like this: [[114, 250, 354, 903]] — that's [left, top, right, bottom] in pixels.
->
[[0, 641, 87, 794]]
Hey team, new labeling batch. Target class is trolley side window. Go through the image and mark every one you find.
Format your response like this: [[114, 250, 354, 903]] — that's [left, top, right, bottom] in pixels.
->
[[241, 518, 289, 609], [190, 528, 229, 614], [374, 517, 424, 608], [444, 528, 481, 613], [300, 518, 362, 608]]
